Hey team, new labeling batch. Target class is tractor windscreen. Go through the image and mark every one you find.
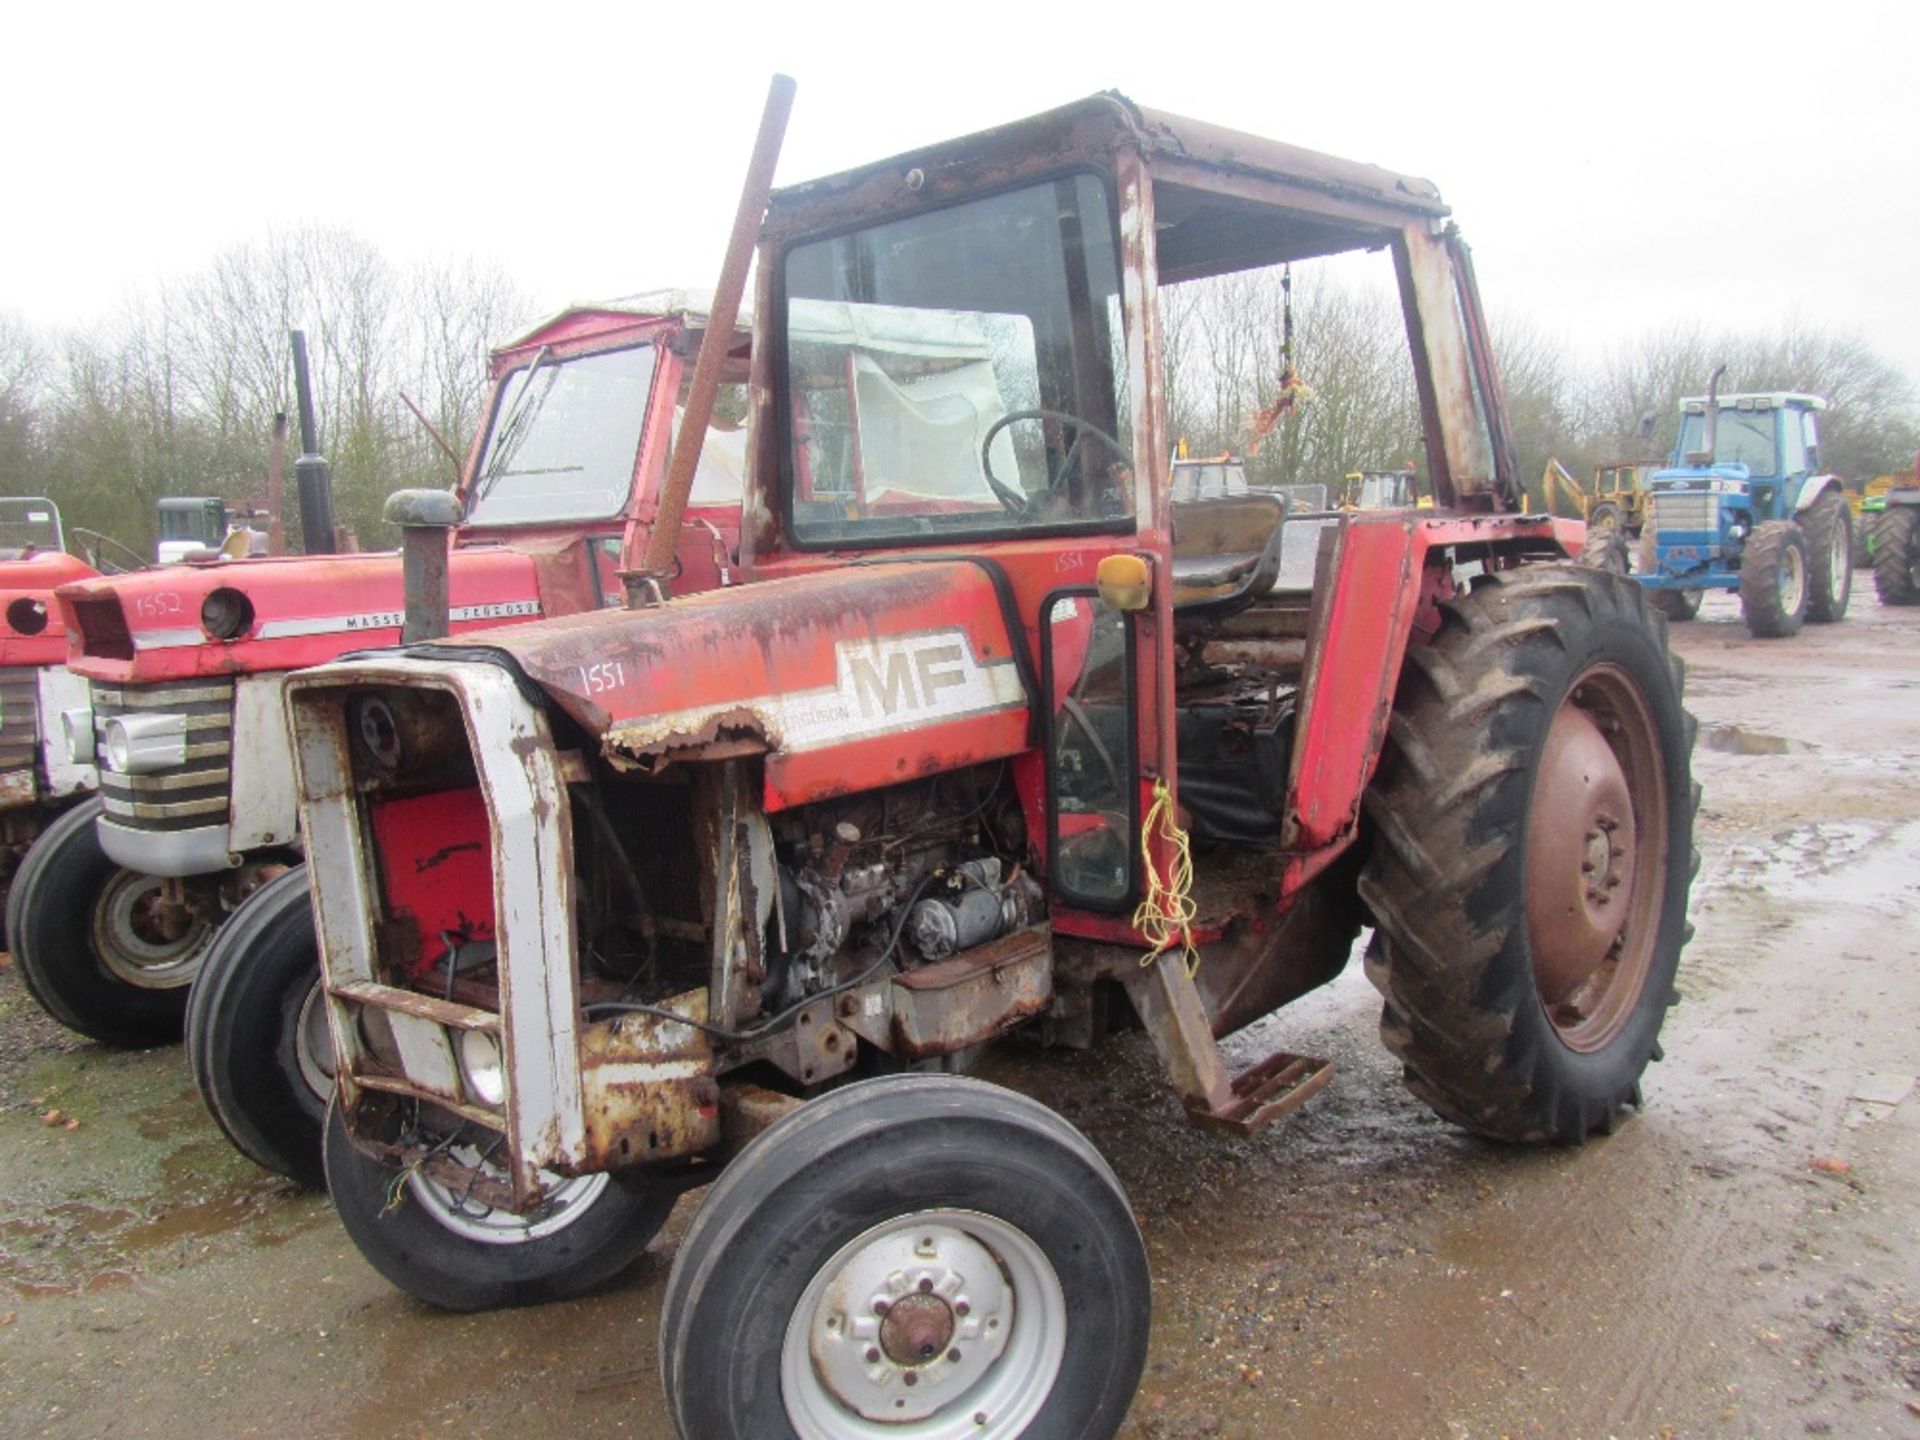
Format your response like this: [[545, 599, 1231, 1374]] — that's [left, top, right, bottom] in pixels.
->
[[467, 344, 660, 526], [783, 173, 1132, 544], [1677, 408, 1777, 478], [0, 499, 62, 556]]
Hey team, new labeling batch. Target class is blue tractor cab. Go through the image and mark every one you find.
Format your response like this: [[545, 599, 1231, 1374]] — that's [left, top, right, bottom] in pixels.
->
[[1636, 369, 1852, 637]]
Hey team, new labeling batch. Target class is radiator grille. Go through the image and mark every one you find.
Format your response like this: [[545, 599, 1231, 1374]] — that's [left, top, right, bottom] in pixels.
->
[[1650, 492, 1720, 534], [94, 679, 233, 831], [0, 671, 37, 774]]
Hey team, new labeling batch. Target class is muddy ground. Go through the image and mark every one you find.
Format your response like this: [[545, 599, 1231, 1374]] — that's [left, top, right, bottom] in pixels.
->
[[2, 589, 1916, 1440]]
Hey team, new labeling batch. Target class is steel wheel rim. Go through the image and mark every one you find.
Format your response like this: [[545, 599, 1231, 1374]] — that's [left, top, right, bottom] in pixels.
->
[[293, 980, 335, 1102], [781, 1208, 1066, 1440], [1779, 542, 1806, 613], [407, 1155, 609, 1246], [1830, 520, 1850, 592], [1524, 663, 1669, 1052], [92, 871, 212, 990]]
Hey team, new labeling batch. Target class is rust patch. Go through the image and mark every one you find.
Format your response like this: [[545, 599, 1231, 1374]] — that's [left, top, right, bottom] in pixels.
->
[[888, 926, 1053, 1059]]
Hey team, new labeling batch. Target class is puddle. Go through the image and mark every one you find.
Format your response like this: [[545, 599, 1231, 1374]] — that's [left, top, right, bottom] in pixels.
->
[[1701, 723, 1813, 755]]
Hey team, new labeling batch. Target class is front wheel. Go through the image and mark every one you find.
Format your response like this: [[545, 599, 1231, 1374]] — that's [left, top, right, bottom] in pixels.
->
[[1648, 587, 1703, 622], [8, 799, 214, 1046], [1360, 565, 1698, 1143], [324, 1098, 676, 1312], [1800, 489, 1853, 623], [1578, 520, 1630, 574], [1739, 520, 1810, 638], [660, 1075, 1150, 1439], [187, 866, 329, 1189]]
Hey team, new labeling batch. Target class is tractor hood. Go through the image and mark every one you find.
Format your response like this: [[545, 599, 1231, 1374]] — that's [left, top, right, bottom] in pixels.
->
[[1, 551, 96, 667], [440, 562, 1034, 811], [56, 544, 565, 684]]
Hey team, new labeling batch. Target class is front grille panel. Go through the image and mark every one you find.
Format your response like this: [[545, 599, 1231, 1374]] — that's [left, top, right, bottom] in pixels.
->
[[0, 671, 37, 774], [94, 679, 234, 831], [1651, 492, 1720, 534]]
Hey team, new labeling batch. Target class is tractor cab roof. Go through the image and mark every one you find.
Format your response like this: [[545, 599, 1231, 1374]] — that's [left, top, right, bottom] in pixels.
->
[[764, 91, 1450, 280], [1679, 392, 1827, 413]]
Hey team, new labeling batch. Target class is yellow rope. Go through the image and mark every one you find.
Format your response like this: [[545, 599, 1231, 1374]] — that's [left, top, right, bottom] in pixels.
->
[[1133, 778, 1200, 975]]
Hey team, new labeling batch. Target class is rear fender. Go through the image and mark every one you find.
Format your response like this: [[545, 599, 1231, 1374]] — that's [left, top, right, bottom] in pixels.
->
[[1794, 474, 1844, 513], [1278, 514, 1566, 875]]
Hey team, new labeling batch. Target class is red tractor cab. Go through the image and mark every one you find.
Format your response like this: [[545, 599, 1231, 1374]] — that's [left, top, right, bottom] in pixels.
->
[[7, 294, 748, 1056]]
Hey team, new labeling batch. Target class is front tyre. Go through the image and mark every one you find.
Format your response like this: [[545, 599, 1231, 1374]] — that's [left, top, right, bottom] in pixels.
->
[[8, 799, 213, 1046], [1360, 565, 1698, 1143], [1800, 489, 1853, 623], [1648, 586, 1702, 622], [660, 1075, 1150, 1440], [323, 1099, 675, 1312], [187, 867, 328, 1189], [1739, 519, 1810, 638]]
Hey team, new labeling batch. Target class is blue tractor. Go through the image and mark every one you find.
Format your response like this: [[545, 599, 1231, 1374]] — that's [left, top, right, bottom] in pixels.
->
[[1635, 368, 1853, 637]]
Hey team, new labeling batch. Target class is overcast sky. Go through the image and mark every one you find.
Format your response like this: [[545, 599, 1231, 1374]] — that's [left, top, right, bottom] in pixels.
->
[[10, 0, 1917, 382]]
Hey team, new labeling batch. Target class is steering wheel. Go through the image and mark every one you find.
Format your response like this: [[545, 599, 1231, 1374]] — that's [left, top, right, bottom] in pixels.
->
[[71, 528, 151, 576], [981, 408, 1129, 517]]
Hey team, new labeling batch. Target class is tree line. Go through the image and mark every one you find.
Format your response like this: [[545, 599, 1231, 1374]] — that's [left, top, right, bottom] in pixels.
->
[[1163, 264, 1920, 508], [0, 227, 527, 556], [3, 236, 1916, 559]]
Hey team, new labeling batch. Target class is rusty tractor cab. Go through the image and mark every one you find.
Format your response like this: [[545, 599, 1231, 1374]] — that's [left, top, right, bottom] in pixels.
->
[[289, 92, 1696, 1437], [6, 294, 750, 1189]]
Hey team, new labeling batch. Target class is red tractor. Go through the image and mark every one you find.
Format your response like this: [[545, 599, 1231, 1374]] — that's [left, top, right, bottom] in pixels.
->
[[1, 503, 101, 894], [284, 91, 1697, 1437], [7, 295, 746, 1113]]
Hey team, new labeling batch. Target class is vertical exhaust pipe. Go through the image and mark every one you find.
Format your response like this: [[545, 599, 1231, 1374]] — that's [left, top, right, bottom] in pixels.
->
[[384, 489, 461, 643], [1687, 364, 1727, 467], [622, 74, 796, 607], [291, 330, 338, 555]]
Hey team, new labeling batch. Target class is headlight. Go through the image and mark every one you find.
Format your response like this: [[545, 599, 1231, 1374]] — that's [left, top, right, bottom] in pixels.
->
[[6, 598, 47, 636], [458, 1029, 507, 1107], [101, 712, 187, 775], [61, 707, 95, 767], [201, 587, 255, 641]]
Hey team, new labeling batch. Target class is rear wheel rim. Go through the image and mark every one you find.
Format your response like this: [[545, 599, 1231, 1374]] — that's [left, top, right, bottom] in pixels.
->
[[781, 1208, 1066, 1439], [1524, 664, 1669, 1052], [92, 871, 211, 990], [1831, 519, 1850, 593]]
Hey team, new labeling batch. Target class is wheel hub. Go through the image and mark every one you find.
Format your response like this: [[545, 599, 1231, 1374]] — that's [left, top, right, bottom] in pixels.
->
[[799, 1215, 1023, 1427], [1526, 696, 1638, 1006]]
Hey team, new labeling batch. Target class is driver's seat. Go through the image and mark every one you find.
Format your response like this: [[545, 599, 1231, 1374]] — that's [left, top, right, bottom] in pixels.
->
[[1168, 493, 1287, 617]]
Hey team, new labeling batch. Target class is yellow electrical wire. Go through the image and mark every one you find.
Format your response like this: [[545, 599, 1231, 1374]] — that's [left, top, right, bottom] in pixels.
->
[[1133, 777, 1200, 975]]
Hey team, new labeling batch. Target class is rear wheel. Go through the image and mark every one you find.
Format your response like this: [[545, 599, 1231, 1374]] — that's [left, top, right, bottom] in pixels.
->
[[323, 1097, 675, 1312], [1801, 490, 1852, 623], [8, 799, 214, 1046], [1578, 520, 1630, 574], [1873, 506, 1920, 605], [1739, 520, 1809, 638], [187, 867, 328, 1189], [1360, 565, 1697, 1143], [661, 1075, 1150, 1439]]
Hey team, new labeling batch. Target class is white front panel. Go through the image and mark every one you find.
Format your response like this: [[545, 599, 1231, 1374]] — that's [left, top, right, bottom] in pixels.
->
[[228, 672, 299, 851], [36, 667, 96, 799]]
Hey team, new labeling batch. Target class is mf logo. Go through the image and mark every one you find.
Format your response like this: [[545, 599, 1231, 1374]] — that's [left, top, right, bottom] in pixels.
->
[[847, 642, 968, 719]]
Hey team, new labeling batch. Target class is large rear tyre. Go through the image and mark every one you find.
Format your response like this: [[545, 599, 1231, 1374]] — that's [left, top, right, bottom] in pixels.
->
[[1800, 490, 1853, 623], [1578, 520, 1630, 574], [661, 1075, 1150, 1440], [1739, 520, 1810, 638], [1648, 587, 1702, 622], [7, 799, 213, 1046], [323, 1098, 675, 1312], [1873, 506, 1920, 605], [1360, 565, 1698, 1144], [186, 866, 328, 1189]]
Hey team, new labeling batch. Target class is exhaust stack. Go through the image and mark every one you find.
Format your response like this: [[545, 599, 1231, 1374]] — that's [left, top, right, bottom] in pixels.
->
[[291, 331, 338, 555], [1686, 364, 1728, 467]]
